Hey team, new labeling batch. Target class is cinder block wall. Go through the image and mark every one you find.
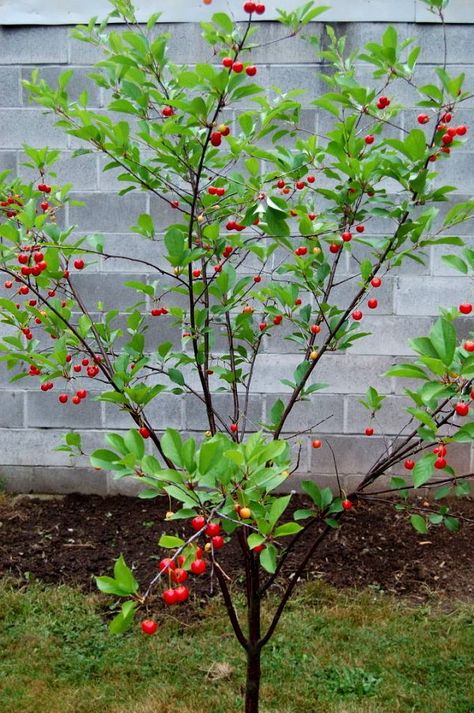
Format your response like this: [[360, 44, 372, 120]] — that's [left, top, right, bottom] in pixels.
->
[[0, 20, 472, 495]]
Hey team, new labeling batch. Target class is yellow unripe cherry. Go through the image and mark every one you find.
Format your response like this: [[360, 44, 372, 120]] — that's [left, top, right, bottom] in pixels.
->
[[239, 507, 251, 519], [310, 350, 319, 360]]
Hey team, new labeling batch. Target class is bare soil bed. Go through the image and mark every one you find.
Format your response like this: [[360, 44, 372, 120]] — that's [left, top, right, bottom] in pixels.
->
[[0, 493, 472, 602]]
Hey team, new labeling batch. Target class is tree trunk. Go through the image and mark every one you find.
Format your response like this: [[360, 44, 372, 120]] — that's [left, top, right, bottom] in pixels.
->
[[245, 551, 262, 713], [245, 646, 261, 713]]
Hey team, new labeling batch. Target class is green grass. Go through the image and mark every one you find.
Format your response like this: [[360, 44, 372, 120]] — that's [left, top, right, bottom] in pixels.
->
[[0, 579, 472, 713]]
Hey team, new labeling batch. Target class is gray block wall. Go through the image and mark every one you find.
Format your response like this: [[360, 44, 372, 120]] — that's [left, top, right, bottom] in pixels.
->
[[0, 19, 473, 496]]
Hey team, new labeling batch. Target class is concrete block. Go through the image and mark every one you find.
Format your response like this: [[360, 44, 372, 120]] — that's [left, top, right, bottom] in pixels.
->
[[0, 26, 68, 64], [99, 234, 161, 272], [433, 152, 474, 193], [19, 150, 99, 190], [310, 434, 390, 475], [22, 66, 102, 107], [69, 272, 147, 310], [0, 428, 71, 466], [265, 65, 323, 107], [0, 109, 68, 148], [69, 191, 147, 232], [107, 472, 147, 496], [345, 395, 414, 436], [0, 67, 21, 107], [0, 391, 24, 428], [39, 466, 108, 494], [185, 392, 264, 432], [0, 150, 17, 176], [250, 23, 324, 65], [104, 393, 183, 430], [266, 393, 344, 434], [350, 315, 436, 356], [26, 391, 103, 429], [251, 353, 394, 394], [395, 276, 472, 315]]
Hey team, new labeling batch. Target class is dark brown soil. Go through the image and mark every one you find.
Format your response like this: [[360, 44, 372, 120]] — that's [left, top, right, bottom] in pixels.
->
[[0, 493, 473, 603]]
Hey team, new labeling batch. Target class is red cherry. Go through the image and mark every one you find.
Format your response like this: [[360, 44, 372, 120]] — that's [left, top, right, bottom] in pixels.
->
[[310, 324, 321, 335], [312, 439, 322, 449], [230, 423, 238, 434], [463, 340, 474, 352], [212, 535, 225, 549], [352, 311, 363, 321], [308, 212, 317, 220], [191, 516, 206, 531], [441, 133, 453, 145], [222, 57, 233, 68], [365, 427, 374, 436], [434, 457, 447, 469], [417, 114, 430, 125], [174, 585, 189, 603], [364, 135, 375, 144], [4, 281, 13, 289], [19, 286, 29, 295], [371, 277, 382, 288], [295, 181, 306, 190], [341, 231, 352, 242], [356, 225, 365, 233], [433, 445, 447, 456], [141, 619, 158, 635], [273, 314, 283, 325], [456, 125, 467, 136], [342, 499, 353, 511], [170, 200, 179, 209], [253, 275, 262, 283], [258, 322, 267, 331], [206, 522, 221, 537], [404, 459, 415, 470], [329, 243, 341, 254], [139, 427, 150, 439], [40, 201, 49, 211], [159, 558, 176, 572], [455, 402, 469, 417], [210, 132, 222, 147], [367, 299, 378, 309], [191, 559, 207, 575], [441, 112, 452, 123], [255, 3, 265, 13], [243, 1, 256, 12], [76, 389, 87, 399], [74, 259, 85, 270], [72, 395, 81, 405], [58, 394, 68, 404], [195, 546, 204, 559], [252, 543, 265, 553], [459, 303, 472, 314], [447, 127, 457, 137], [232, 62, 244, 73], [161, 106, 174, 117], [162, 588, 178, 606], [171, 568, 188, 584], [295, 298, 302, 305], [18, 253, 29, 265], [246, 65, 257, 77]]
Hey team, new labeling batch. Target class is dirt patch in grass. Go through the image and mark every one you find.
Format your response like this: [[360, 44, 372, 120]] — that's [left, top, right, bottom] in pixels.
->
[[0, 493, 472, 603]]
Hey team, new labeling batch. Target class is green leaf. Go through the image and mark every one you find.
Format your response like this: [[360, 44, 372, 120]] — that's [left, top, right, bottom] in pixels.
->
[[260, 543, 278, 573], [109, 600, 138, 635], [95, 575, 132, 597], [268, 495, 291, 527], [441, 254, 468, 274], [90, 449, 121, 470], [384, 364, 428, 380], [410, 514, 428, 534], [412, 454, 436, 487], [429, 318, 456, 367], [113, 555, 139, 594], [161, 429, 183, 467], [274, 522, 303, 537], [158, 534, 185, 549]]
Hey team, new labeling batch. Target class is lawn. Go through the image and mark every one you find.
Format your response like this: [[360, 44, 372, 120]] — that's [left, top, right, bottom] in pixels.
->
[[0, 579, 472, 713]]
